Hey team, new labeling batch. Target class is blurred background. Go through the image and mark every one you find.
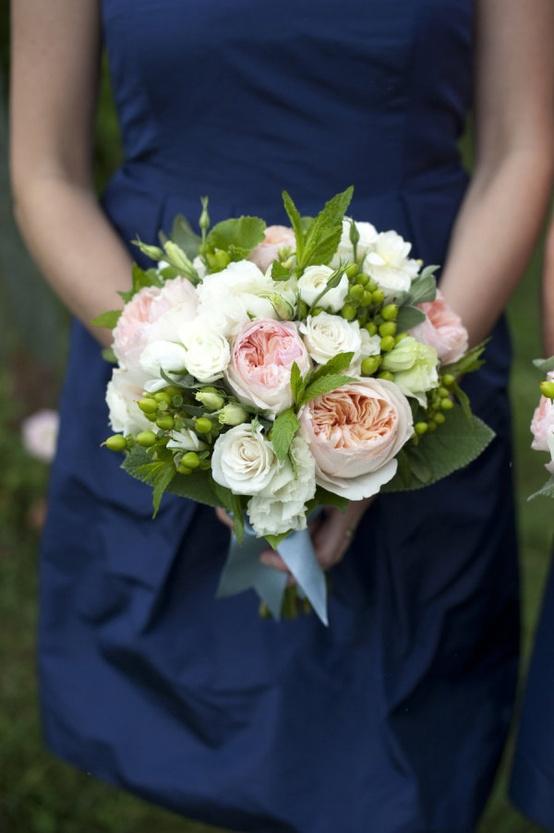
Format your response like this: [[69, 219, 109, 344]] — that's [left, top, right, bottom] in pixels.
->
[[0, 7, 552, 833]]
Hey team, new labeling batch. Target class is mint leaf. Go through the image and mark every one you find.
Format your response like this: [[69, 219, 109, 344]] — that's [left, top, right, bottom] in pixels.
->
[[302, 373, 353, 403], [122, 446, 175, 517], [290, 362, 306, 406], [529, 474, 554, 501], [396, 305, 426, 332], [271, 260, 292, 281], [533, 357, 554, 373], [383, 407, 495, 492], [298, 186, 354, 269], [407, 271, 437, 305], [170, 214, 202, 259], [443, 341, 488, 378], [282, 191, 305, 263], [310, 352, 354, 383], [451, 380, 472, 421], [271, 408, 300, 461], [169, 470, 221, 507], [206, 216, 266, 257], [91, 309, 121, 329], [119, 264, 161, 302]]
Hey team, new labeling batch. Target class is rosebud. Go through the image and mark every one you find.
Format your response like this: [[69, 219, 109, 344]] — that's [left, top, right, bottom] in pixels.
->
[[195, 390, 225, 411], [163, 241, 194, 274], [218, 403, 248, 426]]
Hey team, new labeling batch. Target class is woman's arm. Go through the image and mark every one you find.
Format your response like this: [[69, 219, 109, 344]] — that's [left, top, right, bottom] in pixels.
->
[[440, 0, 554, 345], [542, 215, 554, 355], [10, 0, 132, 347]]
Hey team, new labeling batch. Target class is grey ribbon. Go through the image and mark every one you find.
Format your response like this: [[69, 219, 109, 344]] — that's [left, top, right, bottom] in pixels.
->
[[217, 522, 328, 626]]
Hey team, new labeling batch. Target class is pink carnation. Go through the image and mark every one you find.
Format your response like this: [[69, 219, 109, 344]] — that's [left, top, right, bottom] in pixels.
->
[[113, 278, 197, 370], [225, 319, 311, 415], [249, 225, 296, 273], [410, 290, 468, 366], [299, 379, 413, 500]]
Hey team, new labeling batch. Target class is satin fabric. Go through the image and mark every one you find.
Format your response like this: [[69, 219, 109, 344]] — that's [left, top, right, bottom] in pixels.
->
[[40, 2, 519, 831]]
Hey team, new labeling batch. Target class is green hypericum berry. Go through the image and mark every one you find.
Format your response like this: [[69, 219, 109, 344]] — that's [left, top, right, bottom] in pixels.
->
[[156, 414, 175, 430], [341, 304, 357, 321], [138, 398, 157, 414], [434, 412, 446, 425], [540, 380, 554, 399], [297, 300, 309, 319], [379, 321, 397, 338], [348, 284, 364, 302], [395, 333, 409, 344], [361, 356, 381, 376], [414, 422, 429, 435], [355, 273, 369, 287], [381, 304, 399, 322], [195, 417, 213, 434], [136, 431, 157, 448], [440, 398, 454, 411], [438, 386, 450, 398], [104, 434, 127, 452], [154, 391, 172, 404], [372, 288, 385, 305], [345, 263, 359, 279], [378, 370, 395, 382], [442, 373, 456, 387], [182, 451, 200, 469], [361, 289, 373, 306], [367, 278, 378, 292], [365, 321, 378, 336], [177, 464, 192, 476], [380, 335, 396, 352]]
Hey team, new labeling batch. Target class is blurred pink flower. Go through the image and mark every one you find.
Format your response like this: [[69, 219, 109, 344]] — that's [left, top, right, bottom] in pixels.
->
[[21, 409, 60, 464], [411, 290, 468, 365], [249, 225, 296, 272]]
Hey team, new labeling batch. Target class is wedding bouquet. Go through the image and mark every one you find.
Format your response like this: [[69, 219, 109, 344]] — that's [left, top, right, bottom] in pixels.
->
[[96, 186, 493, 623], [530, 357, 554, 498]]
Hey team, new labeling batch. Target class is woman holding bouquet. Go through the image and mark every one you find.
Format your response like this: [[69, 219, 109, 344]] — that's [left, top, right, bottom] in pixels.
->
[[10, 2, 554, 832]]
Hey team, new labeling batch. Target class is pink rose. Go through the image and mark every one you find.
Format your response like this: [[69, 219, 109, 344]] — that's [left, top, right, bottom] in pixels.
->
[[225, 319, 311, 415], [410, 290, 468, 366], [21, 409, 60, 463], [249, 225, 296, 273], [113, 278, 197, 370], [531, 375, 554, 470], [299, 379, 413, 499]]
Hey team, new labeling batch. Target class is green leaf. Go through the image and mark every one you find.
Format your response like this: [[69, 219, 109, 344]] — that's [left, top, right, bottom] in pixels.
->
[[529, 474, 554, 501], [442, 340, 488, 378], [451, 380, 472, 421], [271, 260, 292, 281], [297, 186, 354, 269], [310, 352, 354, 383], [312, 486, 349, 511], [533, 356, 554, 373], [168, 470, 221, 507], [383, 406, 495, 493], [91, 309, 121, 329], [302, 373, 353, 403], [407, 272, 437, 305], [122, 446, 175, 517], [396, 305, 426, 332], [282, 191, 305, 263], [265, 531, 290, 550], [212, 483, 246, 542], [290, 361, 306, 406], [101, 346, 117, 364], [170, 214, 202, 259], [271, 408, 300, 461], [119, 264, 161, 302], [206, 216, 266, 257]]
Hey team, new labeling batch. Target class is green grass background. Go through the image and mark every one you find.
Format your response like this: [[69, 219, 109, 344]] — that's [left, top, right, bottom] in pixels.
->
[[0, 33, 552, 833]]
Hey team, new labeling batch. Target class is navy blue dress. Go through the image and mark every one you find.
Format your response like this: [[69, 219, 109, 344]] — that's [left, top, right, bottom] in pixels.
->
[[40, 2, 519, 831], [510, 559, 554, 830]]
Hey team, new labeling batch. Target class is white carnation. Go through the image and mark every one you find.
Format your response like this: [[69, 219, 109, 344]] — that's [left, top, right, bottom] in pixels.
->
[[332, 218, 378, 266], [179, 318, 231, 383], [196, 261, 276, 336], [247, 437, 317, 537], [212, 423, 279, 495], [300, 312, 362, 366], [297, 265, 349, 313], [106, 369, 152, 435], [364, 231, 420, 296]]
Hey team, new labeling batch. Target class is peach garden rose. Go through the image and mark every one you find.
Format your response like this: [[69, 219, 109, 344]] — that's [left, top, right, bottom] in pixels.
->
[[225, 319, 311, 415], [299, 378, 413, 499]]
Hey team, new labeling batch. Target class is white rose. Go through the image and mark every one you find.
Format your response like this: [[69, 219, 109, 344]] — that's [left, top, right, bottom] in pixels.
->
[[179, 318, 231, 383], [297, 265, 349, 313], [247, 437, 317, 537], [139, 340, 189, 381], [364, 231, 420, 296], [167, 428, 207, 452], [212, 423, 278, 495], [196, 261, 276, 336], [332, 218, 378, 266], [299, 312, 362, 366], [106, 369, 152, 435]]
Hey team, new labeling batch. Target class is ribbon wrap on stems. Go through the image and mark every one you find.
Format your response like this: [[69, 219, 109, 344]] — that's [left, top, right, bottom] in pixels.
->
[[217, 519, 328, 626]]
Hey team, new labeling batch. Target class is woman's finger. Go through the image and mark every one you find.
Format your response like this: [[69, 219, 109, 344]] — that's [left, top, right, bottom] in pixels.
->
[[215, 507, 233, 529], [260, 550, 290, 573]]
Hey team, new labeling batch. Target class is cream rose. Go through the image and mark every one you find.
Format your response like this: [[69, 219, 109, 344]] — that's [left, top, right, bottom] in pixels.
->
[[299, 378, 413, 499], [297, 265, 349, 313], [225, 319, 311, 416], [179, 318, 231, 383], [247, 437, 317, 536], [249, 225, 296, 272], [300, 312, 362, 366], [211, 422, 278, 495]]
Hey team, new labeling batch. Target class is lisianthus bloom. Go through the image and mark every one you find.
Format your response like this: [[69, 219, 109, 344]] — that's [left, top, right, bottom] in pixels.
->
[[382, 336, 439, 405], [410, 290, 468, 365], [299, 379, 413, 499], [226, 319, 311, 415], [249, 225, 296, 272], [364, 231, 420, 295], [196, 261, 276, 336]]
